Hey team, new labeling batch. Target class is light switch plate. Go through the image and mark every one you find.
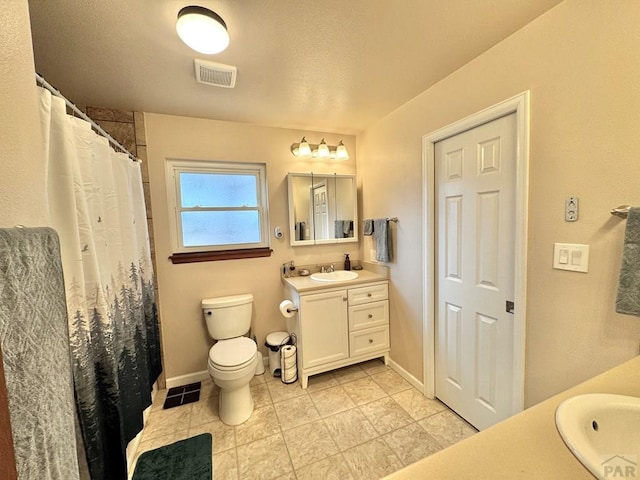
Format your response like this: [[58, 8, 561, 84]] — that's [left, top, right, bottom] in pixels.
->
[[553, 243, 589, 272]]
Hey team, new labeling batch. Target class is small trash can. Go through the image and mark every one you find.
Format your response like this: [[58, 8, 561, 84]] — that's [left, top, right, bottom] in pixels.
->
[[265, 331, 290, 377]]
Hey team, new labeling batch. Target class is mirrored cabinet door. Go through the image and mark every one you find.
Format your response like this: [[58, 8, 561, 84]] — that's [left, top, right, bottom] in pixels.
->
[[289, 174, 315, 245], [288, 173, 358, 246]]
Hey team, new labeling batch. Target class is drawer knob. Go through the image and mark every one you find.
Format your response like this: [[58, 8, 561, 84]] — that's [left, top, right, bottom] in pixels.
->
[[368, 314, 373, 319], [369, 338, 374, 344], [367, 293, 372, 297]]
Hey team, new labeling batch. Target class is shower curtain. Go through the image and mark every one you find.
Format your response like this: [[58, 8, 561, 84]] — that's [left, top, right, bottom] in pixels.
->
[[39, 88, 162, 479]]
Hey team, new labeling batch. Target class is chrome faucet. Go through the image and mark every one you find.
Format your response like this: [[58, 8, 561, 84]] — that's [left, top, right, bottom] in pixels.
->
[[317, 263, 335, 273]]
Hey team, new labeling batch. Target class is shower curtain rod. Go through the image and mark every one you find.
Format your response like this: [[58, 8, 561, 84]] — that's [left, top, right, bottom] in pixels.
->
[[35, 73, 139, 163]]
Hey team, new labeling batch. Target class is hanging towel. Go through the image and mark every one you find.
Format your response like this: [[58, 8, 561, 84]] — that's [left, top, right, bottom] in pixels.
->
[[373, 218, 392, 262], [343, 220, 353, 236], [363, 219, 374, 236], [334, 220, 345, 238], [0, 227, 80, 480], [616, 207, 640, 316]]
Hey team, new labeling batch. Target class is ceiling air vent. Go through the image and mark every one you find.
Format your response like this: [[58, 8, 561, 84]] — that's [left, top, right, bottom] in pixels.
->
[[194, 59, 237, 88]]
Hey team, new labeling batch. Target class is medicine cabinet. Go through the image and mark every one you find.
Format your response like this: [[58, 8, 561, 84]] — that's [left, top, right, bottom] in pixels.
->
[[287, 173, 358, 246]]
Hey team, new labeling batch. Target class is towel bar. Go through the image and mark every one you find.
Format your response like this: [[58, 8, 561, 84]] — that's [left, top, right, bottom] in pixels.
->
[[611, 205, 631, 218]]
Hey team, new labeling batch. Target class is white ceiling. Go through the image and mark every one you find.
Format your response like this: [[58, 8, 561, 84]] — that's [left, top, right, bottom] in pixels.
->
[[28, 0, 563, 134]]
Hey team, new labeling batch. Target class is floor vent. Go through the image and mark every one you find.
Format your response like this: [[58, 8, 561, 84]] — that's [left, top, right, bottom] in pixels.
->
[[194, 59, 237, 88], [163, 381, 201, 409]]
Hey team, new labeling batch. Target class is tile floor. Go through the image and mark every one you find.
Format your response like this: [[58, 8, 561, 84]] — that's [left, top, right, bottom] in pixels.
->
[[131, 359, 477, 480]]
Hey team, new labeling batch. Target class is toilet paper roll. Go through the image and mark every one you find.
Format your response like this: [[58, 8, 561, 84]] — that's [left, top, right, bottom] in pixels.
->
[[282, 353, 296, 368], [281, 345, 297, 384], [279, 300, 297, 318]]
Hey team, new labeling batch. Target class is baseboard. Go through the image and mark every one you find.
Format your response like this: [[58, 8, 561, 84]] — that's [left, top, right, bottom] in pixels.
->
[[388, 358, 425, 394], [166, 370, 210, 389], [165, 356, 268, 389]]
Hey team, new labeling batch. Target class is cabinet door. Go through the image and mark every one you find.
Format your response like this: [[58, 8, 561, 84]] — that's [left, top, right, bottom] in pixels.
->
[[299, 290, 349, 369]]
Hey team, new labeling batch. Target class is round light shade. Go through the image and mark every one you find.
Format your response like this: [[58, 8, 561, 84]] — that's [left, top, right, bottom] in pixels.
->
[[176, 6, 229, 55]]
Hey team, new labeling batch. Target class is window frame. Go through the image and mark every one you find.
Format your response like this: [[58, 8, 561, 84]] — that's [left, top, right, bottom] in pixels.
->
[[165, 159, 271, 259]]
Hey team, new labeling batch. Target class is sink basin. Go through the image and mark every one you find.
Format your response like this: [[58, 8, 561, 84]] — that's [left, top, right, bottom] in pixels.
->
[[310, 270, 359, 282], [555, 393, 640, 479]]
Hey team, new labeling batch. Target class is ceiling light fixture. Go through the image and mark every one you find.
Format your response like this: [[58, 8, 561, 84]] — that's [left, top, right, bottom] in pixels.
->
[[290, 137, 350, 160], [176, 6, 230, 55]]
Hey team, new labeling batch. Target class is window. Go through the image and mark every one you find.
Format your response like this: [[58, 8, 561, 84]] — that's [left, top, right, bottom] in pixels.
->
[[165, 159, 271, 262]]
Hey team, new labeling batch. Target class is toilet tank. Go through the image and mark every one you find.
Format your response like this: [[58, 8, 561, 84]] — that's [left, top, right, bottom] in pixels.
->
[[202, 293, 253, 340]]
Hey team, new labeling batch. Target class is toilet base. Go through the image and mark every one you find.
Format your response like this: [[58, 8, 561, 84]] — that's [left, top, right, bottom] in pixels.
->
[[218, 382, 254, 425]]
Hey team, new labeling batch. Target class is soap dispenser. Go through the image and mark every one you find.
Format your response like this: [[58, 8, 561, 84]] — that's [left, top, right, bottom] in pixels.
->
[[344, 254, 351, 271]]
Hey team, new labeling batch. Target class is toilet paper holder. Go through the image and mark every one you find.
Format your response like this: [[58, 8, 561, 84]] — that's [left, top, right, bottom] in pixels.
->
[[279, 299, 299, 318]]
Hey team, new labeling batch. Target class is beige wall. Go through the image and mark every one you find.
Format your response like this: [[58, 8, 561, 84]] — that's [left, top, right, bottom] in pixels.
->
[[357, 0, 640, 406], [144, 113, 358, 381], [0, 1, 47, 228]]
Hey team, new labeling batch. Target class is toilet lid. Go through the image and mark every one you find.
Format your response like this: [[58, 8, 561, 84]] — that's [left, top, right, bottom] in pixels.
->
[[209, 337, 257, 367]]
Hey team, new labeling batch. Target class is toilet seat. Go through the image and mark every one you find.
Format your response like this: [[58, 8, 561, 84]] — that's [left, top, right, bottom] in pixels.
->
[[209, 337, 257, 369]]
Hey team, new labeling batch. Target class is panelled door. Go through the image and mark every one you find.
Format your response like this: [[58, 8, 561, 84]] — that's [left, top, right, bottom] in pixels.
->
[[435, 113, 516, 431], [312, 182, 328, 240]]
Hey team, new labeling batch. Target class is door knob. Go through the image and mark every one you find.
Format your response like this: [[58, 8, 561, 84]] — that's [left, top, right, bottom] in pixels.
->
[[368, 314, 373, 319], [368, 338, 374, 344]]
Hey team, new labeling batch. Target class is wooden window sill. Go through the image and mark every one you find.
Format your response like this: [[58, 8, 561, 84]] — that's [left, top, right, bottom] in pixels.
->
[[169, 247, 273, 264]]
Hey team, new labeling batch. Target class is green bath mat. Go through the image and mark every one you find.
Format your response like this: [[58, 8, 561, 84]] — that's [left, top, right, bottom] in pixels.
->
[[132, 433, 212, 480]]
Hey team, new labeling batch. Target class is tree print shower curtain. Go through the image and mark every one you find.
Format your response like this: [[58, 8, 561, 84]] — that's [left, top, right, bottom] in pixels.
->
[[39, 88, 162, 479]]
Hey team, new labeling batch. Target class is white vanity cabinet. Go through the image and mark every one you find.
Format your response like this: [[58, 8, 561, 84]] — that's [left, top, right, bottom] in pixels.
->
[[285, 279, 389, 388]]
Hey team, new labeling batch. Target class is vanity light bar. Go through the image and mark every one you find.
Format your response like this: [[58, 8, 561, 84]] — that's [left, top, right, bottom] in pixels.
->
[[290, 137, 349, 160]]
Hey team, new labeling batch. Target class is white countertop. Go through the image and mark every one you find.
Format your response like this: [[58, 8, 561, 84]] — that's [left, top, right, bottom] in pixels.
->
[[282, 269, 388, 293], [385, 355, 640, 479]]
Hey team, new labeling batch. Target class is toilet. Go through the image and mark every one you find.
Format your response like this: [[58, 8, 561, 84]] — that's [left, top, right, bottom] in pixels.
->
[[202, 293, 260, 425]]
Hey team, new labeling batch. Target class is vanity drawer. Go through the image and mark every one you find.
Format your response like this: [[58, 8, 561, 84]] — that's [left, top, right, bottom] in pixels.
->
[[348, 283, 388, 305], [349, 325, 389, 357], [349, 300, 388, 331]]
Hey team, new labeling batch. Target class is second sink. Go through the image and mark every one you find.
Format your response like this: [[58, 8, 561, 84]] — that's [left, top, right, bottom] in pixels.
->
[[555, 393, 640, 479], [310, 270, 359, 282]]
